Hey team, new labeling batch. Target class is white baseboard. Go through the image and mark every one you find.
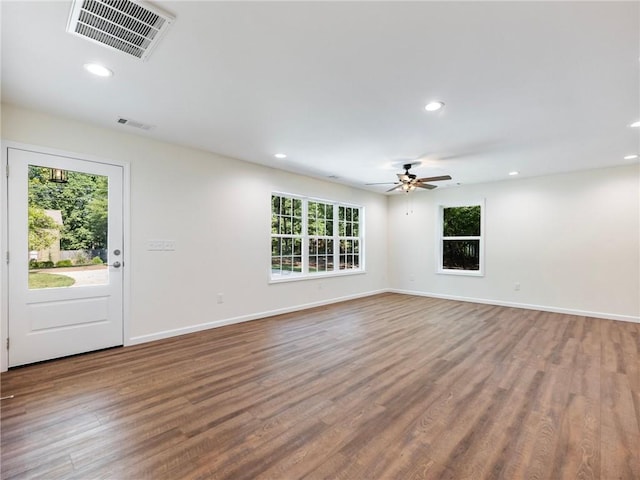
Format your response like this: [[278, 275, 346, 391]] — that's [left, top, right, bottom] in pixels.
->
[[127, 289, 388, 346], [126, 286, 639, 347], [388, 288, 640, 324]]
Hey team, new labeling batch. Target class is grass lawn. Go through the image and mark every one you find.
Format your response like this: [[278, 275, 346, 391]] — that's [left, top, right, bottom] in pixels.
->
[[28, 272, 75, 289]]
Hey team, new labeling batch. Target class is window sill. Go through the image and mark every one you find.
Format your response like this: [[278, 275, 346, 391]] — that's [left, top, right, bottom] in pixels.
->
[[269, 269, 366, 284], [437, 269, 484, 277]]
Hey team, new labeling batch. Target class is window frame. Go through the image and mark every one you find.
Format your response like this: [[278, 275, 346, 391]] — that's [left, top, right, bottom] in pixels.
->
[[437, 200, 485, 277], [270, 192, 364, 282]]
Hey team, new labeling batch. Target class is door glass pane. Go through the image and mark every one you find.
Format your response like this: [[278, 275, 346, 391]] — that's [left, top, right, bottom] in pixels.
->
[[28, 165, 109, 289]]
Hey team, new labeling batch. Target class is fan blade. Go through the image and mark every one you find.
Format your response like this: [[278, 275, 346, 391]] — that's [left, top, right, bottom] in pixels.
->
[[386, 185, 403, 192], [415, 183, 437, 190], [365, 182, 399, 185], [415, 175, 452, 182]]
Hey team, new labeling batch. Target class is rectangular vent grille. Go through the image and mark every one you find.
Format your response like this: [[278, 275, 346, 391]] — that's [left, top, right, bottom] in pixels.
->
[[67, 0, 174, 61], [117, 117, 155, 130]]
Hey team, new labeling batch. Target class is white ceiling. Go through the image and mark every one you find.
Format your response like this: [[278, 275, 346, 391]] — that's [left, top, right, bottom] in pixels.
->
[[2, 1, 639, 193]]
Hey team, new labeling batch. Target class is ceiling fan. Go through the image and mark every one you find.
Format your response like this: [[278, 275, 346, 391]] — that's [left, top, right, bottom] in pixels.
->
[[367, 163, 452, 193]]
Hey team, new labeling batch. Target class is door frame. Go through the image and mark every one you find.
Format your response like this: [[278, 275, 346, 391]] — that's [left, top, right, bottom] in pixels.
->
[[1, 141, 131, 372]]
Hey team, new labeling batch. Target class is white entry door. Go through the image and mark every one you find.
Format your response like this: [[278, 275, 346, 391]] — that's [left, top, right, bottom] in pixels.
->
[[7, 147, 124, 367]]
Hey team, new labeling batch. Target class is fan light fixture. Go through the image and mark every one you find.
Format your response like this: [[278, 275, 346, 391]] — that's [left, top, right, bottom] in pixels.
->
[[49, 168, 69, 183]]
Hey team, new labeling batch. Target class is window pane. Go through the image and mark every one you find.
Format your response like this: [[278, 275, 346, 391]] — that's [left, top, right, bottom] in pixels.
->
[[293, 256, 302, 272], [293, 238, 302, 255], [293, 218, 302, 235], [442, 240, 480, 270], [28, 166, 109, 289], [293, 199, 302, 217], [443, 206, 481, 236]]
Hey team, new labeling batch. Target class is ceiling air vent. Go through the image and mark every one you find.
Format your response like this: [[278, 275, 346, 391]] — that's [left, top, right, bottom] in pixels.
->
[[67, 0, 175, 61], [117, 117, 155, 130]]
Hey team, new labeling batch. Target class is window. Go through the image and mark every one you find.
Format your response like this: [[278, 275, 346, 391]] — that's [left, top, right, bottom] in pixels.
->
[[271, 195, 303, 276], [271, 194, 363, 280], [338, 206, 360, 270], [438, 202, 484, 276]]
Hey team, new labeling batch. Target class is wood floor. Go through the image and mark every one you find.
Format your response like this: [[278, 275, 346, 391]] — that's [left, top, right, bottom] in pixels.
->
[[1, 293, 639, 479]]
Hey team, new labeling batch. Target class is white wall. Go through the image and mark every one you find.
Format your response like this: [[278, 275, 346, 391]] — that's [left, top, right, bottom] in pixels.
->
[[2, 103, 638, 372], [388, 165, 640, 321], [0, 104, 388, 360]]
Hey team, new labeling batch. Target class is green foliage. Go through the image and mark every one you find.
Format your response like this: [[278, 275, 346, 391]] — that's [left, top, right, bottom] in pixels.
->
[[307, 201, 333, 236], [29, 260, 55, 269], [443, 205, 481, 237], [28, 206, 60, 251], [91, 256, 104, 265], [28, 166, 108, 250], [28, 272, 75, 289], [56, 259, 73, 267]]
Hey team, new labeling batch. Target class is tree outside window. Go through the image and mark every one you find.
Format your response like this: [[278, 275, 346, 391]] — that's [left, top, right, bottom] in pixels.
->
[[439, 203, 484, 275]]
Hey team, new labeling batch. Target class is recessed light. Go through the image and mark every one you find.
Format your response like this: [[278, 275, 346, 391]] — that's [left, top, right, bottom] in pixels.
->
[[630, 121, 640, 128], [424, 101, 444, 112], [624, 154, 638, 160], [508, 171, 519, 176], [274, 153, 287, 159], [83, 63, 113, 77]]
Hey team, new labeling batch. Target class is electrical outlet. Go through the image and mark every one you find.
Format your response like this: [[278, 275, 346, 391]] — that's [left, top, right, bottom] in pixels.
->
[[514, 282, 521, 291], [147, 240, 164, 251], [217, 293, 224, 304]]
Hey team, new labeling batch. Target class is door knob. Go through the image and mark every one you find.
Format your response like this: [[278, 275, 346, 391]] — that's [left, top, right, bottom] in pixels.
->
[[109, 261, 122, 268]]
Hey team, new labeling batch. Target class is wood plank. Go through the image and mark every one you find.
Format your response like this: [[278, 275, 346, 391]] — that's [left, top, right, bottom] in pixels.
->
[[1, 293, 639, 479]]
